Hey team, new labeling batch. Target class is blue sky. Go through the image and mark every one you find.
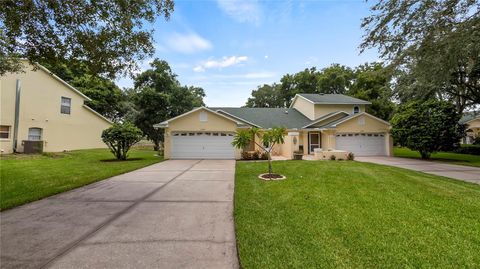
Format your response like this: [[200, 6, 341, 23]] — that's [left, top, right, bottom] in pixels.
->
[[117, 0, 380, 107]]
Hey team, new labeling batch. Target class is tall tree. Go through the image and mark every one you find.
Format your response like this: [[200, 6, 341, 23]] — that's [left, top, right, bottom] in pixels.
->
[[132, 59, 205, 150], [0, 0, 174, 77], [350, 63, 396, 120], [361, 0, 480, 112], [245, 84, 284, 108]]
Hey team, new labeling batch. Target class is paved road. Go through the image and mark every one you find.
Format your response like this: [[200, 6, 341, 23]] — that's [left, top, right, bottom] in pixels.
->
[[356, 156, 480, 185], [1, 160, 239, 269]]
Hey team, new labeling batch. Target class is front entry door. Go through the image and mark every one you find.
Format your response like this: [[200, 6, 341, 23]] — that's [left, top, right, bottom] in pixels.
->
[[309, 133, 320, 154]]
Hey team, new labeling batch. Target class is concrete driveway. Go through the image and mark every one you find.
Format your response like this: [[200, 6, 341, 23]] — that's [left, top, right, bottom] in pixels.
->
[[0, 160, 238, 269], [356, 156, 480, 185]]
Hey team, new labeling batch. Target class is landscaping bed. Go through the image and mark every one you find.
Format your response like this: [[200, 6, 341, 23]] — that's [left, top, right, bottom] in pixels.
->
[[0, 149, 162, 210], [235, 160, 480, 268]]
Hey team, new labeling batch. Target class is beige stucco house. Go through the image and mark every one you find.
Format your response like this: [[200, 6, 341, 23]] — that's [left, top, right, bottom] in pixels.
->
[[0, 61, 112, 154], [155, 93, 393, 160], [461, 113, 480, 144]]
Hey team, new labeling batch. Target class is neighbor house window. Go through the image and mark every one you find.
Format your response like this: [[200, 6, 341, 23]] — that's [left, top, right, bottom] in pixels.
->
[[61, 97, 71, 114], [28, 128, 42, 141], [199, 111, 208, 122], [0, 125, 10, 139], [353, 106, 360, 114]]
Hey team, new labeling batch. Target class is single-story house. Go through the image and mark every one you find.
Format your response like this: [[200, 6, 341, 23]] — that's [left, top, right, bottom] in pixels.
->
[[0, 61, 112, 154], [460, 113, 480, 144], [154, 93, 393, 159]]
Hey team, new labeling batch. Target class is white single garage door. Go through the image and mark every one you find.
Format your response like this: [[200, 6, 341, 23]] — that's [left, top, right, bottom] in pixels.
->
[[171, 132, 235, 159], [335, 133, 387, 156]]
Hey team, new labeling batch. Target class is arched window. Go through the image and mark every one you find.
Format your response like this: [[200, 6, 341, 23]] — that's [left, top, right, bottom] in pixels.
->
[[353, 106, 360, 114], [28, 128, 43, 141]]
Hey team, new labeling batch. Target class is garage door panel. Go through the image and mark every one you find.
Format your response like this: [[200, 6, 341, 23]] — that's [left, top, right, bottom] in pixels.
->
[[335, 133, 386, 156], [171, 132, 235, 159]]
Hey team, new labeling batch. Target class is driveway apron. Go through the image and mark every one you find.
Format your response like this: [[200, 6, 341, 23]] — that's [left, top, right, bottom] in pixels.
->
[[0, 160, 239, 269]]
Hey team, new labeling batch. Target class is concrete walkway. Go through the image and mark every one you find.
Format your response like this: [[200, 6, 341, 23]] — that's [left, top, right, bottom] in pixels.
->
[[0, 160, 239, 269], [356, 156, 480, 185]]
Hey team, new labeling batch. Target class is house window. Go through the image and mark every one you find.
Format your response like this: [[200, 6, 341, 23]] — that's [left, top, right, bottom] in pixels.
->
[[0, 125, 10, 139], [353, 106, 360, 114], [61, 97, 71, 114], [28, 128, 42, 141], [199, 111, 208, 122]]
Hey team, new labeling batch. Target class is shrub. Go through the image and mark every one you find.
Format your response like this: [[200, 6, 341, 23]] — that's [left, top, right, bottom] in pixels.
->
[[453, 144, 480, 155], [241, 151, 252, 160], [347, 152, 355, 160], [260, 152, 269, 160], [390, 100, 465, 159], [101, 122, 143, 160], [330, 155, 336, 161], [252, 151, 260, 160], [474, 137, 480, 145]]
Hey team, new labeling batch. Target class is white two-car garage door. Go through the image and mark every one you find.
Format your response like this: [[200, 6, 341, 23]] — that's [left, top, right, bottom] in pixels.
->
[[171, 132, 235, 159], [335, 133, 387, 156]]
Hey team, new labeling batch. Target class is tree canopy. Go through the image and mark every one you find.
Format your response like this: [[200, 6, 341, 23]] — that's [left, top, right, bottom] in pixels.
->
[[390, 100, 465, 159], [131, 59, 205, 150], [361, 0, 480, 112], [0, 0, 174, 78]]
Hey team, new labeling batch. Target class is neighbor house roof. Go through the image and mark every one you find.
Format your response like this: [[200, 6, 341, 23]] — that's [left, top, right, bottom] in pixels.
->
[[460, 111, 480, 124], [291, 93, 371, 106], [212, 107, 313, 129]]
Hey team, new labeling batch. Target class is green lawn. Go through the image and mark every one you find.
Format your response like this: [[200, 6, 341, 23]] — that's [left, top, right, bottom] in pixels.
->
[[394, 147, 480, 167], [0, 149, 162, 210], [235, 161, 480, 268]]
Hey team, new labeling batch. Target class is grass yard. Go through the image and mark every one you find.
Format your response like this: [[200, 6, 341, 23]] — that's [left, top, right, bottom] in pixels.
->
[[0, 149, 162, 210], [235, 160, 480, 268], [394, 147, 480, 167]]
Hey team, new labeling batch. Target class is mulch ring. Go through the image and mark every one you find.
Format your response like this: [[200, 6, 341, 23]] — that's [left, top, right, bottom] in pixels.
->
[[258, 173, 286, 181]]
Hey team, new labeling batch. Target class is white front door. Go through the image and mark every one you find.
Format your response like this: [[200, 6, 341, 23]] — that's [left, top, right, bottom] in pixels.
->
[[335, 133, 387, 156], [171, 132, 235, 159]]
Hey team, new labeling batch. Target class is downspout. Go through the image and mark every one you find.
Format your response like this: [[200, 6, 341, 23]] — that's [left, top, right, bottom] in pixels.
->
[[13, 79, 21, 152]]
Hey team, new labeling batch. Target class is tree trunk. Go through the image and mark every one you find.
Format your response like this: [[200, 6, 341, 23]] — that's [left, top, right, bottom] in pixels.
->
[[420, 151, 431, 159], [267, 151, 273, 175], [153, 140, 160, 151]]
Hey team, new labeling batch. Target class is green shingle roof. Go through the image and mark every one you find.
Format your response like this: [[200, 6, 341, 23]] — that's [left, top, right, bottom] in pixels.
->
[[211, 107, 313, 129], [297, 93, 371, 105]]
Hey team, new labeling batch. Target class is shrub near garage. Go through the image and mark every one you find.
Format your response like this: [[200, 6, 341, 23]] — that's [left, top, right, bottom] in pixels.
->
[[102, 122, 143, 160], [391, 100, 465, 159]]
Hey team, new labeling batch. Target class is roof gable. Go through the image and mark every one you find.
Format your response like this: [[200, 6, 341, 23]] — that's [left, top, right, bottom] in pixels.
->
[[324, 112, 390, 128], [28, 61, 92, 101], [154, 107, 241, 128]]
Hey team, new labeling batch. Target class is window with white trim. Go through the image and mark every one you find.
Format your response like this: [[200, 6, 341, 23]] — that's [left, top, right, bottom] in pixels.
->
[[0, 125, 10, 139], [199, 111, 208, 122], [61, 97, 71, 114], [28, 128, 42, 141]]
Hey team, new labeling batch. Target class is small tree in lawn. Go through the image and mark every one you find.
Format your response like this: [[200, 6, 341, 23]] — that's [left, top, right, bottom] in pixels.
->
[[232, 127, 286, 175], [102, 122, 143, 160], [391, 100, 465, 159]]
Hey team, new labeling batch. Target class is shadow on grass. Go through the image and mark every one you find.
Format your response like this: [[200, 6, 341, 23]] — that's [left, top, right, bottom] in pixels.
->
[[100, 158, 145, 162]]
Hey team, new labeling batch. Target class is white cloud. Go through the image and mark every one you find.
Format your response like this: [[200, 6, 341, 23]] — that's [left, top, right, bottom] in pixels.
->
[[217, 0, 262, 24], [165, 32, 212, 54], [194, 56, 248, 72]]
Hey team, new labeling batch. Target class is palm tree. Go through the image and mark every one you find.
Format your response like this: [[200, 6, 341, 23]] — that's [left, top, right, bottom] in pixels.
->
[[232, 127, 286, 175]]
